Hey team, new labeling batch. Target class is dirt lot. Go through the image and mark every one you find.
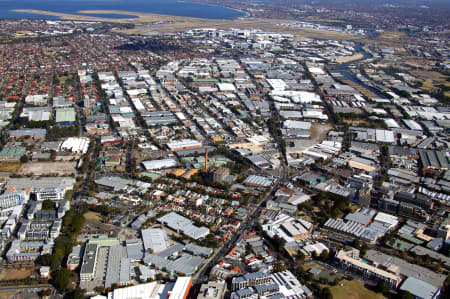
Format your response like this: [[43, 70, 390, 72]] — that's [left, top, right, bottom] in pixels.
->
[[18, 161, 76, 176], [0, 268, 35, 281], [310, 123, 333, 142], [0, 162, 21, 172]]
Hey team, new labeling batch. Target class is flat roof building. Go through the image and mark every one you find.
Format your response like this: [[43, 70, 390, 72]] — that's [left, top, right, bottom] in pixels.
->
[[157, 212, 209, 240], [400, 277, 441, 299], [141, 228, 169, 253], [55, 107, 76, 125]]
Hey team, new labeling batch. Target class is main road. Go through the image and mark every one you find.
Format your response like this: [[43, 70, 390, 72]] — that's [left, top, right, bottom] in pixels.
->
[[189, 183, 279, 297]]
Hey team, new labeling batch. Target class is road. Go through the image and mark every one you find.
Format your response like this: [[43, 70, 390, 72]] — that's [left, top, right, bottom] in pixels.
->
[[189, 184, 279, 297]]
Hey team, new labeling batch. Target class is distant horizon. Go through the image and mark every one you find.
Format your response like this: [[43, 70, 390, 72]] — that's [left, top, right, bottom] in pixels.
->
[[0, 0, 246, 20]]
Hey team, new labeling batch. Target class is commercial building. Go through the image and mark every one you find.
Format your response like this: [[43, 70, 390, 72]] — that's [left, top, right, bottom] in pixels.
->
[[231, 271, 312, 298], [0, 191, 29, 209], [67, 245, 84, 270], [5, 177, 75, 201], [80, 243, 98, 281], [198, 281, 227, 299], [364, 249, 447, 287]]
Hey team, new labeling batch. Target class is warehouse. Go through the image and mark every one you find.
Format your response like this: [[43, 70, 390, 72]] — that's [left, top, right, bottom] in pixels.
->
[[266, 79, 287, 91], [348, 157, 377, 172], [166, 139, 202, 151], [419, 150, 450, 170], [141, 228, 169, 253], [283, 120, 311, 130], [60, 137, 90, 154], [107, 276, 192, 299], [142, 159, 177, 170], [243, 175, 273, 187], [157, 212, 209, 240], [399, 277, 440, 299]]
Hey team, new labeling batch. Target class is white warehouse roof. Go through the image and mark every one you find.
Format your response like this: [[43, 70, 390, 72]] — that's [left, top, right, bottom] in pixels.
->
[[142, 159, 177, 170]]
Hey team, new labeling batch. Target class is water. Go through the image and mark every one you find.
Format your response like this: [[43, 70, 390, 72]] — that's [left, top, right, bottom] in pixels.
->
[[0, 0, 245, 20]]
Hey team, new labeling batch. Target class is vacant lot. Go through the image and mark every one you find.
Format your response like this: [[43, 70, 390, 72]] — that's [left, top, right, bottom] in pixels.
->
[[18, 161, 76, 176], [310, 123, 333, 142], [411, 70, 450, 97], [329, 280, 386, 299], [0, 162, 21, 172], [84, 211, 102, 222], [0, 268, 34, 281]]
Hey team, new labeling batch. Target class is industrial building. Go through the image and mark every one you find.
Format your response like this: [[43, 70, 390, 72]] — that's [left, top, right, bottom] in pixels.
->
[[141, 228, 170, 253], [399, 277, 441, 299], [243, 175, 273, 187], [107, 276, 192, 299], [60, 137, 90, 154], [143, 242, 208, 275], [262, 214, 313, 243], [157, 212, 210, 240], [166, 139, 203, 151], [141, 159, 178, 170], [419, 150, 450, 170]]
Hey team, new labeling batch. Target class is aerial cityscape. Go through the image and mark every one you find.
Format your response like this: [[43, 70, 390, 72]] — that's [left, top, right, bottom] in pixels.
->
[[0, 0, 448, 299]]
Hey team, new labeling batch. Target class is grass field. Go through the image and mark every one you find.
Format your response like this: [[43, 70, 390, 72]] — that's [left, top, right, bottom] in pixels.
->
[[84, 211, 102, 222], [329, 280, 386, 299], [0, 162, 22, 172], [411, 70, 450, 97]]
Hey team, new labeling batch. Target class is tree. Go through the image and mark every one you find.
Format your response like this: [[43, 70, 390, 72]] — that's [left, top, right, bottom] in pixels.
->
[[321, 287, 333, 299], [353, 239, 360, 249], [375, 280, 389, 295], [398, 290, 413, 299], [66, 288, 85, 299], [53, 268, 71, 292], [297, 251, 306, 261], [320, 250, 329, 261], [273, 261, 286, 272], [39, 254, 52, 266], [42, 199, 56, 211]]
